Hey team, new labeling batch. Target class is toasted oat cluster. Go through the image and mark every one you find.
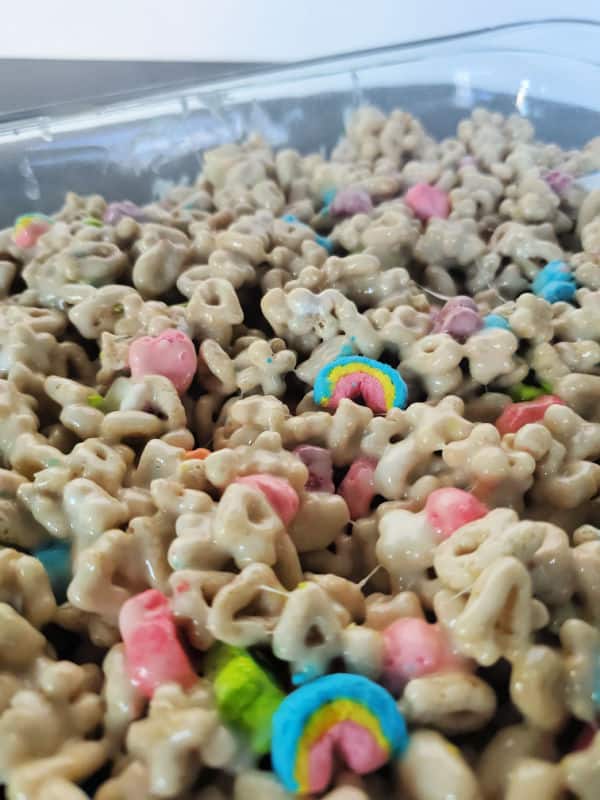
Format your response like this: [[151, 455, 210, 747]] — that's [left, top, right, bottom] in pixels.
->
[[1, 105, 600, 799]]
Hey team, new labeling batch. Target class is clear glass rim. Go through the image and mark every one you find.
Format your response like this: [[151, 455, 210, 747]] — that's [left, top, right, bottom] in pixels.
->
[[1, 18, 599, 136]]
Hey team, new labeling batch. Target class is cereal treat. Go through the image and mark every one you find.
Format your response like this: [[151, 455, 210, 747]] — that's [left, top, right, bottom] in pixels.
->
[[2, 101, 600, 798]]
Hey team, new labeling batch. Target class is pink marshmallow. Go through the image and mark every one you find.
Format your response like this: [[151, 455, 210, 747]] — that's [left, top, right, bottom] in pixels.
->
[[495, 395, 566, 437], [404, 183, 450, 221], [128, 329, 197, 393], [119, 588, 170, 640], [234, 474, 300, 526], [381, 617, 469, 694], [294, 445, 335, 493], [435, 306, 483, 341], [543, 170, 573, 195], [14, 219, 51, 249], [330, 187, 373, 217], [425, 488, 488, 540], [432, 295, 478, 322], [432, 296, 482, 341], [104, 200, 148, 225], [119, 589, 196, 698], [308, 720, 388, 794], [338, 457, 377, 520]]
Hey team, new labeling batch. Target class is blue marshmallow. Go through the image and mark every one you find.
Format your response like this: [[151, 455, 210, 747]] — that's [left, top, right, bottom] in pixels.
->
[[315, 234, 334, 253], [532, 260, 576, 303], [281, 214, 334, 253], [321, 188, 337, 211], [538, 279, 577, 303], [483, 314, 511, 330], [34, 541, 71, 603]]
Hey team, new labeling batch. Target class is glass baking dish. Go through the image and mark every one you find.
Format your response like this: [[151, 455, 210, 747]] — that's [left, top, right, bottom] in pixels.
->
[[1, 19, 599, 229]]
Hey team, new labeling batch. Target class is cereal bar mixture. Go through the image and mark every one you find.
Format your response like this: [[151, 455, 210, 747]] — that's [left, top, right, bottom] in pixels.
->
[[1, 105, 600, 799]]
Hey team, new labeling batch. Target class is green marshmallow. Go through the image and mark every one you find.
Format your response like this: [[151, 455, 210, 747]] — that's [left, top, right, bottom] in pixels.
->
[[206, 643, 285, 755], [508, 381, 553, 402], [86, 393, 105, 409]]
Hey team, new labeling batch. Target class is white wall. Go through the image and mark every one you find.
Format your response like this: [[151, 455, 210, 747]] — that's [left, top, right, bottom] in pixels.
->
[[1, 0, 599, 61]]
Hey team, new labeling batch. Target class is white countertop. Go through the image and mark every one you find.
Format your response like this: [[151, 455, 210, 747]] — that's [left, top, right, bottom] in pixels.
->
[[0, 0, 599, 61]]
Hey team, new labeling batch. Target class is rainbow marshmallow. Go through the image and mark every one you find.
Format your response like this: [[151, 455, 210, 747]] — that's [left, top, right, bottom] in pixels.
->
[[13, 213, 52, 249], [314, 356, 407, 413], [272, 673, 408, 795]]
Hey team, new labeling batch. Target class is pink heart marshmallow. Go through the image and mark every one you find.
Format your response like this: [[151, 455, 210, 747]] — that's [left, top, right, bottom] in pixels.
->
[[405, 183, 450, 221], [128, 329, 197, 393], [381, 617, 470, 694], [338, 457, 378, 519], [425, 487, 488, 540], [234, 474, 300, 526], [104, 200, 148, 225], [330, 187, 373, 217]]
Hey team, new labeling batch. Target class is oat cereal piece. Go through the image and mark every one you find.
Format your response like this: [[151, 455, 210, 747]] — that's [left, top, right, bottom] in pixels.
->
[[169, 569, 234, 651], [334, 201, 420, 268], [261, 287, 382, 357], [204, 432, 307, 490], [208, 563, 287, 646], [401, 334, 463, 399], [187, 277, 244, 346], [288, 490, 349, 552], [399, 671, 496, 733], [509, 644, 568, 731], [491, 221, 564, 277], [231, 336, 297, 396], [126, 682, 236, 797], [365, 304, 432, 357], [374, 396, 472, 499], [0, 653, 105, 789], [397, 729, 482, 800], [130, 224, 190, 298], [376, 505, 438, 592], [505, 758, 565, 800], [478, 724, 556, 800], [561, 730, 600, 799], [102, 644, 145, 745], [272, 582, 344, 683], [434, 556, 548, 665]]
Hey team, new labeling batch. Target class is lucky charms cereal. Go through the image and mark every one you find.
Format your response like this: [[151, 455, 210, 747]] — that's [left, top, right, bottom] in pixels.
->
[[0, 103, 600, 799]]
